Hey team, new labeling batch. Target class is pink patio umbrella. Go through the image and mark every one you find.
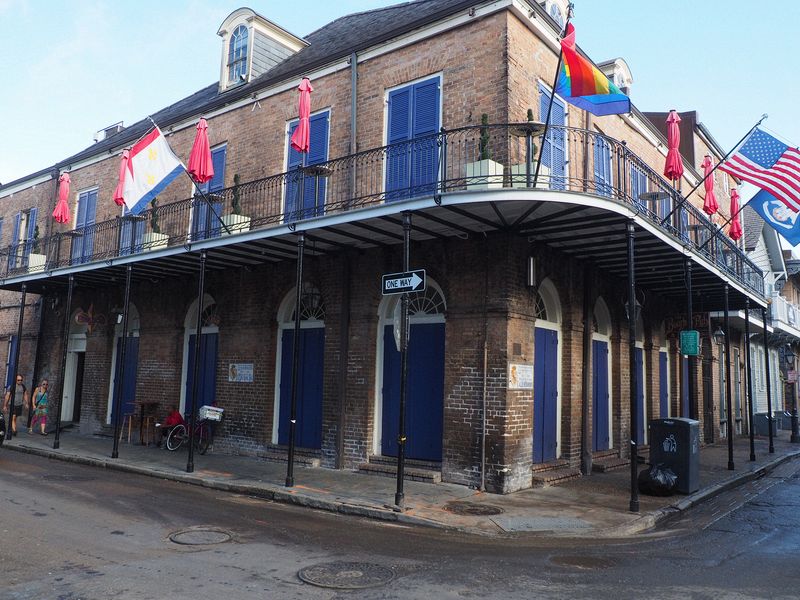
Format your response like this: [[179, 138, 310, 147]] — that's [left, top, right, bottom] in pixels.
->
[[113, 150, 130, 207], [52, 173, 71, 223], [290, 77, 314, 154], [701, 155, 719, 216], [729, 187, 743, 241], [663, 110, 684, 182], [188, 118, 214, 184]]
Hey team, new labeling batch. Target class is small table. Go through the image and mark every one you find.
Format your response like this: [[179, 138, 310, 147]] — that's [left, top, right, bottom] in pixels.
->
[[134, 401, 159, 445]]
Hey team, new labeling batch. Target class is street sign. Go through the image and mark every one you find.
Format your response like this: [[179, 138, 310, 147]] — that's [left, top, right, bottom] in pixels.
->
[[680, 330, 700, 356], [382, 269, 426, 295]]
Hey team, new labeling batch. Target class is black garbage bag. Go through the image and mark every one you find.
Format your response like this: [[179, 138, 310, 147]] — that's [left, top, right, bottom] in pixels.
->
[[637, 463, 677, 496]]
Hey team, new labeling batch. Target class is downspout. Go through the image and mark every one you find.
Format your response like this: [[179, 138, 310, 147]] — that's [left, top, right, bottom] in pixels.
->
[[336, 253, 351, 469], [350, 52, 358, 200]]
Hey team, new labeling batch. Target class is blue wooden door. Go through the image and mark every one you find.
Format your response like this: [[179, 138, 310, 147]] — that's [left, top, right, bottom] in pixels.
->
[[534, 327, 558, 462], [635, 347, 645, 444], [539, 86, 566, 190], [659, 351, 669, 417], [286, 112, 330, 221], [120, 206, 145, 255], [278, 327, 325, 449], [71, 190, 97, 264], [381, 322, 445, 461], [385, 78, 440, 201], [110, 336, 139, 423], [5, 335, 18, 389], [592, 339, 609, 451], [185, 333, 218, 418]]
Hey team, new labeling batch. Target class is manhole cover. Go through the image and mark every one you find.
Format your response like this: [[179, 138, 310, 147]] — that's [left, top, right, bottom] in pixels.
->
[[298, 561, 395, 589], [444, 501, 504, 516], [550, 555, 615, 570], [42, 475, 96, 482], [169, 527, 232, 546]]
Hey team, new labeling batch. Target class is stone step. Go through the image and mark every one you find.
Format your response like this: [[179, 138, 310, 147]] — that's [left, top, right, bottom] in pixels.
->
[[592, 456, 630, 473], [531, 459, 570, 474], [531, 466, 581, 487], [357, 462, 441, 483], [366, 454, 442, 471], [258, 449, 321, 468]]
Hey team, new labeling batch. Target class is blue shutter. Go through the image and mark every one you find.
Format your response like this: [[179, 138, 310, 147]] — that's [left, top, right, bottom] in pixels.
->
[[72, 190, 97, 264], [284, 112, 330, 222], [594, 140, 612, 197], [410, 79, 440, 195], [10, 212, 21, 269], [120, 207, 145, 256], [23, 207, 38, 266], [386, 87, 412, 201], [194, 147, 226, 239], [5, 335, 18, 390], [630, 164, 648, 207], [539, 85, 566, 190]]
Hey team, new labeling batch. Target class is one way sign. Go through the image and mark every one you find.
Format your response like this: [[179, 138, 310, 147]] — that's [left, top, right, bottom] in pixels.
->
[[382, 269, 426, 295]]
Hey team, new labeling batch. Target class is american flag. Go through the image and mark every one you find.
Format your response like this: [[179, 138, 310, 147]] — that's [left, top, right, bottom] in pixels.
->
[[720, 128, 800, 212]]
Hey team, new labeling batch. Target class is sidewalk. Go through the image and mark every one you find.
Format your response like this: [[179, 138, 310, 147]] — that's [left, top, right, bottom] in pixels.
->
[[4, 429, 799, 538]]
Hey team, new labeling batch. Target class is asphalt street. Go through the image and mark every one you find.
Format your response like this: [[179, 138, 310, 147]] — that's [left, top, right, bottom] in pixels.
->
[[1, 450, 799, 599]]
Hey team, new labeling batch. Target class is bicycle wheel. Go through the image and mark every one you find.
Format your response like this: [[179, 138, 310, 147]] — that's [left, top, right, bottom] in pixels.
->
[[166, 424, 187, 451], [196, 422, 211, 455]]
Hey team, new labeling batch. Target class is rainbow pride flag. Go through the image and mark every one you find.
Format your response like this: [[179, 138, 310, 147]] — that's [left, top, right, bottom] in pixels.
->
[[554, 23, 630, 117]]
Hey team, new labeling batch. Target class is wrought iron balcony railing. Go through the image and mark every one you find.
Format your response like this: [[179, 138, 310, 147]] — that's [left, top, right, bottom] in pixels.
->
[[3, 123, 764, 296]]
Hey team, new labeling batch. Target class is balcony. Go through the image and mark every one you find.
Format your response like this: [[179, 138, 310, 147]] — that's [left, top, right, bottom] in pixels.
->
[[0, 124, 764, 302], [771, 294, 799, 331]]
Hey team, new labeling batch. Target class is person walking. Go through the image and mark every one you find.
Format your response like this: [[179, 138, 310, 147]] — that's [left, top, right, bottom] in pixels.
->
[[29, 379, 49, 435], [3, 374, 29, 436]]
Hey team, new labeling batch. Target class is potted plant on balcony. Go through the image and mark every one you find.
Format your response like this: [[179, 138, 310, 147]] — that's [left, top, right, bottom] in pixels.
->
[[220, 174, 251, 235], [142, 198, 169, 251], [465, 113, 504, 189], [509, 108, 549, 188], [27, 225, 47, 272]]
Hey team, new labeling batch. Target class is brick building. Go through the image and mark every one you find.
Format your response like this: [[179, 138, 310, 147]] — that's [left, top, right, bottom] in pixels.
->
[[0, 0, 771, 494]]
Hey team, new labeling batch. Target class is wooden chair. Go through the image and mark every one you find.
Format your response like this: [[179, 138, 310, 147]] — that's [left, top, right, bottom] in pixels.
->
[[119, 413, 135, 443]]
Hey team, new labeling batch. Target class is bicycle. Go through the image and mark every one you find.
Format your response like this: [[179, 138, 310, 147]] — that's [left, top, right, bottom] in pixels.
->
[[165, 418, 213, 455]]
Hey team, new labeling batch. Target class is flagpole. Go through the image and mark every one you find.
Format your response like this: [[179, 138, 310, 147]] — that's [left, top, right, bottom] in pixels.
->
[[147, 117, 231, 235], [532, 3, 573, 189], [660, 114, 768, 226]]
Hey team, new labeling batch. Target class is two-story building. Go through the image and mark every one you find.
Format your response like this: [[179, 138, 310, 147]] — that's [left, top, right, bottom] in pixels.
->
[[0, 0, 768, 494]]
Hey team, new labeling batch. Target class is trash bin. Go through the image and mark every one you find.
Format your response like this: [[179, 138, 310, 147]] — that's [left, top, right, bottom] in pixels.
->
[[778, 411, 792, 430], [753, 413, 777, 437], [649, 418, 699, 494]]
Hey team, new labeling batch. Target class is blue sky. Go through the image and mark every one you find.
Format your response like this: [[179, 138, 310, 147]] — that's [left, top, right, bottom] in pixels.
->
[[1, 0, 798, 186]]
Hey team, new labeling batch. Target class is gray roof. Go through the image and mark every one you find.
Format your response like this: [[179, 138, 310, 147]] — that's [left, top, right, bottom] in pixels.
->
[[742, 204, 765, 251], [2, 0, 478, 190]]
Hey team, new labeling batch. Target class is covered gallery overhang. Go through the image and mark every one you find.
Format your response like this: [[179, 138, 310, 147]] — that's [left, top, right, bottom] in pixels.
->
[[0, 188, 767, 312]]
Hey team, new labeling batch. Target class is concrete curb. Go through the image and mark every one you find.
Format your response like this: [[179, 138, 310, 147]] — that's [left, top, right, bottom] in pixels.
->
[[4, 441, 452, 532]]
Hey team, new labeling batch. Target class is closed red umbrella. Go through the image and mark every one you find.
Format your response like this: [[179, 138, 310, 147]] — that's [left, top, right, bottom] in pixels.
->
[[663, 110, 684, 182], [290, 77, 313, 153], [729, 187, 743, 241], [113, 150, 130, 207], [52, 173, 71, 223], [188, 118, 214, 184], [701, 155, 719, 216]]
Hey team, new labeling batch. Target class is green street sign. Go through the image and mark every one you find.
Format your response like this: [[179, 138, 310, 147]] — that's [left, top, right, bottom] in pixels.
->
[[680, 330, 700, 356]]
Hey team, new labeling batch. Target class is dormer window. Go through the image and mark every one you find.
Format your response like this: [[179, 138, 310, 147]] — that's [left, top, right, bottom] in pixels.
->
[[218, 8, 308, 92], [228, 25, 248, 83], [548, 3, 564, 27]]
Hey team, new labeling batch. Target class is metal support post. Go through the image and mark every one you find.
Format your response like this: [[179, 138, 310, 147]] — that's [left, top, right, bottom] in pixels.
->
[[723, 284, 734, 470], [395, 212, 412, 508], [111, 265, 133, 459], [7, 284, 26, 439], [626, 221, 639, 513], [187, 250, 207, 473], [685, 259, 696, 419], [286, 234, 305, 487], [744, 299, 755, 461], [762, 305, 774, 454], [53, 275, 74, 449]]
